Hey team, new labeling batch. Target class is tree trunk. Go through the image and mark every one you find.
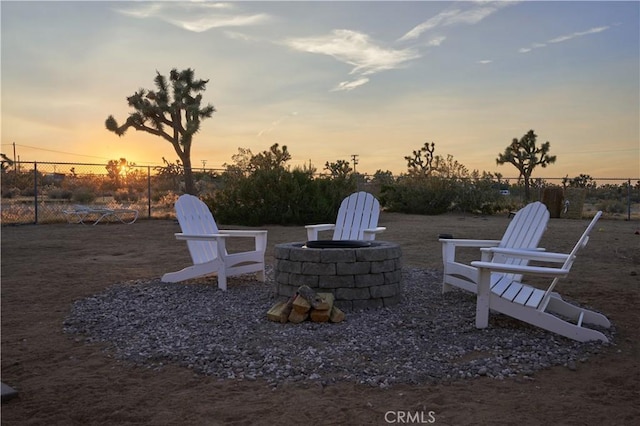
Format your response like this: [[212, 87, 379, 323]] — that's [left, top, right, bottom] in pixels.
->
[[523, 176, 531, 201], [183, 167, 195, 195], [180, 155, 196, 195]]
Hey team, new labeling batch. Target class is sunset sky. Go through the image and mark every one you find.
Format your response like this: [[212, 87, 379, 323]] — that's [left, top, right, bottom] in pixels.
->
[[2, 1, 639, 180]]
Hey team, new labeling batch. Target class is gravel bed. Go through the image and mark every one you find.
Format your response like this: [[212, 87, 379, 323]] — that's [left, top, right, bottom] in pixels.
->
[[63, 268, 614, 388]]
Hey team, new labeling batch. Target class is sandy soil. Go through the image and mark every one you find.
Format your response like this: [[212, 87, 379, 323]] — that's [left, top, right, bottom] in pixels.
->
[[1, 212, 639, 425]]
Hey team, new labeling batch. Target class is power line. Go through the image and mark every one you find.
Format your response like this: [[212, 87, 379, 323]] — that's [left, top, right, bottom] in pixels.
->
[[1, 143, 163, 166], [4, 143, 110, 161]]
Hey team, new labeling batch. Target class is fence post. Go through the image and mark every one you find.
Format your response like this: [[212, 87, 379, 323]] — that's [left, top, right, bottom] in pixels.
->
[[34, 162, 39, 224], [628, 179, 631, 221], [147, 166, 151, 219]]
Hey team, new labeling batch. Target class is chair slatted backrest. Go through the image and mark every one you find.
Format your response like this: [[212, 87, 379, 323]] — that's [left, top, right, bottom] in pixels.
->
[[491, 202, 550, 285], [500, 202, 549, 251], [333, 192, 381, 240], [174, 194, 220, 265]]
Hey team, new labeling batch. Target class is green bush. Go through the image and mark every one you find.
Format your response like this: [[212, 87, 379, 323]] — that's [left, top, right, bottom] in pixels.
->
[[597, 199, 626, 214], [72, 187, 96, 204], [114, 188, 139, 202], [1, 187, 19, 198], [380, 176, 456, 215], [48, 188, 73, 200], [451, 179, 501, 214], [207, 168, 357, 226]]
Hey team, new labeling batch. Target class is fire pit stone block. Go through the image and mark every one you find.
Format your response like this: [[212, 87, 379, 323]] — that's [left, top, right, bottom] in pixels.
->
[[274, 241, 402, 311]]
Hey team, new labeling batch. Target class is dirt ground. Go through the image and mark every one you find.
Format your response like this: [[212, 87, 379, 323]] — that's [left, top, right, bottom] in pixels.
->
[[1, 212, 639, 425]]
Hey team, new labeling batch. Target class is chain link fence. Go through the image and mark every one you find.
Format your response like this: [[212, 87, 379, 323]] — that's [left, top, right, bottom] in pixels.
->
[[1, 162, 176, 225], [1, 161, 638, 225]]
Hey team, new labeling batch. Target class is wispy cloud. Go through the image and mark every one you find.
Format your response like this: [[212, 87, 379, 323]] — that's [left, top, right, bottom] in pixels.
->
[[257, 112, 299, 137], [114, 2, 271, 33], [397, 1, 514, 42], [284, 29, 420, 91], [548, 26, 609, 43], [426, 36, 447, 47], [397, 9, 461, 42], [331, 78, 370, 92], [223, 31, 257, 42], [519, 26, 610, 53]]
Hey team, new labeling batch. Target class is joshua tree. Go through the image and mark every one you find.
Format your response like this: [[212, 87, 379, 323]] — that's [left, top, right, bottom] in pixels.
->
[[405, 141, 436, 177], [251, 144, 292, 172], [1, 153, 14, 173], [324, 159, 353, 178], [496, 130, 556, 201], [105, 68, 215, 195]]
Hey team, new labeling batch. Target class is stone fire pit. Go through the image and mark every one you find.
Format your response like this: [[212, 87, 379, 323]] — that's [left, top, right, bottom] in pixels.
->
[[274, 241, 402, 311]]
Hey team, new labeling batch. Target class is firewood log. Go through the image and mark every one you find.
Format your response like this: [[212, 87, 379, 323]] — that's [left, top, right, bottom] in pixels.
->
[[292, 294, 311, 314], [329, 305, 345, 323], [296, 285, 325, 309], [315, 293, 334, 311], [267, 295, 295, 323], [288, 308, 309, 324]]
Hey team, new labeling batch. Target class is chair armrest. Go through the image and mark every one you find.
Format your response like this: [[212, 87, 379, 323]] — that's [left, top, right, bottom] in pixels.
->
[[439, 239, 501, 247], [361, 227, 386, 241], [219, 230, 268, 237], [176, 230, 268, 252], [440, 239, 501, 265], [479, 247, 569, 263], [221, 230, 268, 252], [305, 224, 336, 241], [175, 233, 231, 241], [471, 260, 571, 278], [363, 227, 386, 233], [305, 224, 335, 232]]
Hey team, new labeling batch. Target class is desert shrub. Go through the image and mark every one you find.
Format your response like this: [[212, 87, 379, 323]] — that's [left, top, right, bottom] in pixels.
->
[[114, 188, 139, 203], [1, 187, 19, 198], [1, 170, 40, 194], [151, 189, 177, 203], [493, 199, 522, 215], [597, 199, 626, 214], [20, 187, 36, 197], [72, 187, 96, 204], [380, 176, 456, 215], [48, 188, 73, 200], [450, 178, 501, 214], [208, 168, 357, 226]]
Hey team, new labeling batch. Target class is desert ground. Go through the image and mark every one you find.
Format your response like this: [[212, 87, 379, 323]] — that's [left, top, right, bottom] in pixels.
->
[[1, 212, 639, 425]]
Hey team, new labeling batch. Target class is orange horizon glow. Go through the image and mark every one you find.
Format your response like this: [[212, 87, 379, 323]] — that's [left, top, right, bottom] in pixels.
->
[[2, 2, 638, 183]]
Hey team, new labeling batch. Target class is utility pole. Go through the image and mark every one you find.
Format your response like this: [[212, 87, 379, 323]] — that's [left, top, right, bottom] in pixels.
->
[[351, 154, 359, 173], [201, 160, 207, 171]]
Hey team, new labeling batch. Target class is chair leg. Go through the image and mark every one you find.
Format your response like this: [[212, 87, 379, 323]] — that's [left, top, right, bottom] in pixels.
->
[[217, 270, 227, 291], [475, 269, 491, 328]]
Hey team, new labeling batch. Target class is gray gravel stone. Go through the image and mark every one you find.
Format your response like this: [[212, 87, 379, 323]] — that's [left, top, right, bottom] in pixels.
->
[[63, 267, 614, 387]]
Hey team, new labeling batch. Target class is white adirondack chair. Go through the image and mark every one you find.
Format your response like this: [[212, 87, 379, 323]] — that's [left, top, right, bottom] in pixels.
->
[[161, 194, 268, 291], [305, 191, 386, 241], [440, 201, 550, 294], [471, 211, 610, 342]]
